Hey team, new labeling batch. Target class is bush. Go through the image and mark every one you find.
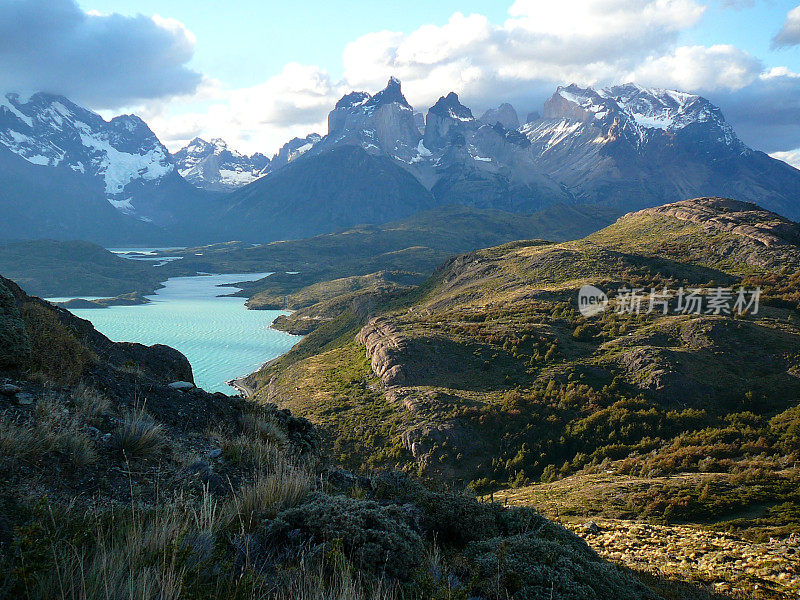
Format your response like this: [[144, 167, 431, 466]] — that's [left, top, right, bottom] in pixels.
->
[[262, 492, 425, 581], [20, 302, 91, 385], [464, 530, 656, 600]]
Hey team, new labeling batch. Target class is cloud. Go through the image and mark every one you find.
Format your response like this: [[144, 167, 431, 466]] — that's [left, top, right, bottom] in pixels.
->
[[706, 68, 800, 153], [0, 0, 202, 108], [340, 0, 706, 115], [119, 0, 800, 156], [773, 5, 800, 48], [631, 45, 763, 91], [332, 1, 800, 154], [770, 149, 800, 169], [141, 63, 341, 155]]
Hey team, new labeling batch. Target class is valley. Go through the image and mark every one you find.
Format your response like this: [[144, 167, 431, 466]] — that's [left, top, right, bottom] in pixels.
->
[[2, 196, 799, 599]]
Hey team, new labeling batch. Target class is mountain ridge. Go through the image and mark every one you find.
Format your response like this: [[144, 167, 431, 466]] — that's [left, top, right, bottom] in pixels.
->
[[173, 137, 271, 192], [2, 81, 800, 245]]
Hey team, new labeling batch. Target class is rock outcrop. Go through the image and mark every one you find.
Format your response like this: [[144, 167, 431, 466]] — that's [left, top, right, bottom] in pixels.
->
[[633, 197, 800, 247], [355, 317, 410, 386]]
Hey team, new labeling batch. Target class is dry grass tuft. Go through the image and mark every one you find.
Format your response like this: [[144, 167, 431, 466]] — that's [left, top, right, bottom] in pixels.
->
[[111, 404, 165, 459], [230, 463, 313, 531], [0, 398, 96, 467]]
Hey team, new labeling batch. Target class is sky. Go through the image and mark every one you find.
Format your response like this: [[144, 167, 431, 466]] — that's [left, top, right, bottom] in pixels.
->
[[2, 0, 800, 164]]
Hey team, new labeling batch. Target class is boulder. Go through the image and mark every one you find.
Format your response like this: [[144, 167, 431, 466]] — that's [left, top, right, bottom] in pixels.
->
[[0, 383, 21, 396], [168, 381, 195, 391], [584, 521, 600, 534]]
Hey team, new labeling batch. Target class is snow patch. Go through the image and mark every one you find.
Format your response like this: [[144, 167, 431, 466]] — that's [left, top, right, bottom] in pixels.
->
[[80, 132, 173, 194], [107, 197, 135, 214], [0, 94, 33, 127]]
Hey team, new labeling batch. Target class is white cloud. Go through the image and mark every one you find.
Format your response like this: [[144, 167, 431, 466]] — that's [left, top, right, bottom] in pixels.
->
[[128, 0, 800, 156], [773, 5, 800, 48], [0, 0, 201, 108], [141, 63, 342, 155], [507, 0, 705, 37], [771, 149, 800, 169], [631, 45, 762, 91], [340, 0, 706, 113]]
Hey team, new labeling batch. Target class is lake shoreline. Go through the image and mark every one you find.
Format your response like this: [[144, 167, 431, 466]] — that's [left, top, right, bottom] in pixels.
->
[[52, 272, 300, 393]]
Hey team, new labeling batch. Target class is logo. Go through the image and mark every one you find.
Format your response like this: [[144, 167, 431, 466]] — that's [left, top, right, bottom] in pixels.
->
[[578, 284, 608, 317]]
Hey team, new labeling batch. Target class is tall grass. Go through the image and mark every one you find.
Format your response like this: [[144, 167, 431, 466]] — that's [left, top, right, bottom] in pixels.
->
[[5, 479, 395, 600], [0, 397, 96, 467], [229, 464, 313, 532], [110, 403, 165, 459]]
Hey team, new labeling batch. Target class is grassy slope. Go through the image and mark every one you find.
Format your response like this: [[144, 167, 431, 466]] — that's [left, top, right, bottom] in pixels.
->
[[252, 198, 800, 599]]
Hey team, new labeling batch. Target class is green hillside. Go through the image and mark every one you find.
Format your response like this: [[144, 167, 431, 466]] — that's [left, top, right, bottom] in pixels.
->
[[250, 198, 800, 600]]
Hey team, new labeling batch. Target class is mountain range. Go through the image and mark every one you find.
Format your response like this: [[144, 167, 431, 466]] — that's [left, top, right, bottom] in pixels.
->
[[1, 80, 799, 244]]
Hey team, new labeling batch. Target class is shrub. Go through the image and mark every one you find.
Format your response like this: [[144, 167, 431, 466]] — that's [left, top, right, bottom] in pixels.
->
[[20, 302, 91, 385], [262, 493, 425, 581], [464, 530, 656, 600]]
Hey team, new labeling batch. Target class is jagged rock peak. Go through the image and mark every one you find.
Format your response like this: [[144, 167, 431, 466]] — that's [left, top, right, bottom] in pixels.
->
[[272, 133, 322, 167], [335, 91, 371, 110], [366, 76, 411, 109], [480, 103, 519, 130], [429, 92, 474, 121]]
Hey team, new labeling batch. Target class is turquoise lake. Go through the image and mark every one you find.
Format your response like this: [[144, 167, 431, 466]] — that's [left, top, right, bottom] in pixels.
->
[[52, 273, 300, 393]]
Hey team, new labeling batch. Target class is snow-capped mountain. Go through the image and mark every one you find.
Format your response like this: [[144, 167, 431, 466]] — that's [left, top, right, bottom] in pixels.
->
[[272, 78, 799, 220], [173, 137, 271, 192], [518, 82, 800, 216], [2, 80, 799, 245], [0, 91, 225, 243], [322, 77, 421, 163], [242, 79, 571, 216], [526, 83, 744, 159], [424, 92, 478, 149], [0, 92, 175, 218]]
